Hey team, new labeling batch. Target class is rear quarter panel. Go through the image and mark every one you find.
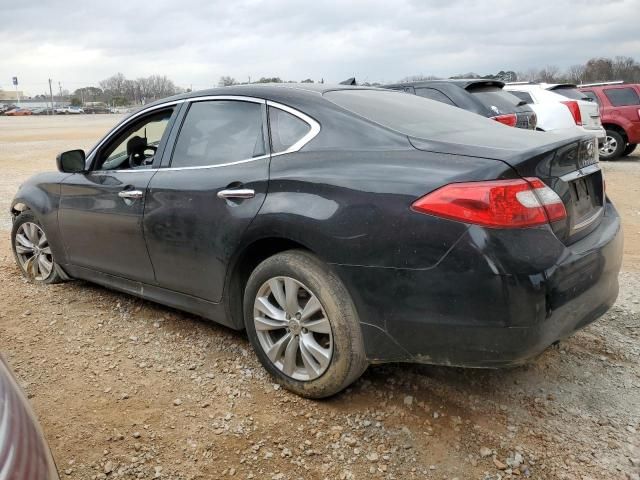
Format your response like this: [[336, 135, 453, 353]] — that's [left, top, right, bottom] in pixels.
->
[[248, 148, 516, 269]]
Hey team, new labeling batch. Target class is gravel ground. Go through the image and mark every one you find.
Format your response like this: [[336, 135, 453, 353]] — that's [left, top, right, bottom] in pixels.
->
[[0, 116, 638, 480]]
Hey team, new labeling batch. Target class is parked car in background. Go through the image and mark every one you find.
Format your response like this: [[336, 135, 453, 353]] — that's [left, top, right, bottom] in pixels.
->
[[11, 85, 621, 398], [0, 104, 18, 115], [83, 104, 111, 114], [54, 106, 84, 115], [31, 107, 57, 115], [4, 108, 33, 116], [0, 355, 59, 479], [384, 79, 537, 129], [505, 83, 605, 146], [579, 82, 640, 160]]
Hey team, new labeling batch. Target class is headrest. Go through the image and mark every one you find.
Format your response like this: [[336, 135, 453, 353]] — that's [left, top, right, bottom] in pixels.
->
[[126, 136, 147, 155]]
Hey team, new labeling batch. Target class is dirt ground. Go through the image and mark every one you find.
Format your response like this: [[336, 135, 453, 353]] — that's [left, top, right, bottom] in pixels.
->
[[0, 115, 638, 480]]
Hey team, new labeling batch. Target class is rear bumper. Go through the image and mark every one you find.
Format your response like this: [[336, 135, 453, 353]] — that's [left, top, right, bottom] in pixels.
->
[[334, 200, 623, 366]]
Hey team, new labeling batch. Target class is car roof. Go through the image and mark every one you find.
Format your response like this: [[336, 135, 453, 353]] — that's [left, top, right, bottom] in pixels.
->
[[384, 79, 506, 89], [157, 83, 377, 102]]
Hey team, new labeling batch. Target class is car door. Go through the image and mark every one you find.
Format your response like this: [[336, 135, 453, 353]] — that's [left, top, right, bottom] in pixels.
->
[[143, 97, 271, 302], [58, 105, 180, 283]]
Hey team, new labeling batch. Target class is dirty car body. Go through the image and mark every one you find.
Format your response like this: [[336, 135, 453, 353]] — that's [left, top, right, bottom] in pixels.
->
[[11, 84, 622, 368]]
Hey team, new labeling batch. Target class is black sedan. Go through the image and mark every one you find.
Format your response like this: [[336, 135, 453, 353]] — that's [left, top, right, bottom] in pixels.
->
[[384, 79, 538, 129], [10, 84, 622, 398], [0, 356, 59, 478]]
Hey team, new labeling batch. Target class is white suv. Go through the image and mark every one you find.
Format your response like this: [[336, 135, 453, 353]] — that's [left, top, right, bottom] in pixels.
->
[[505, 83, 605, 145]]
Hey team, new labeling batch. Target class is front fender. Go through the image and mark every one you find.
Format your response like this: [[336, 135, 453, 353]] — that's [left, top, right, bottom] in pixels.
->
[[10, 172, 68, 264]]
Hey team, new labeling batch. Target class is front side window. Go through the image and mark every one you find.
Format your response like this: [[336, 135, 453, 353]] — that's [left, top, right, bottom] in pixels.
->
[[97, 109, 173, 171], [171, 100, 265, 168], [269, 107, 311, 153], [604, 87, 640, 107]]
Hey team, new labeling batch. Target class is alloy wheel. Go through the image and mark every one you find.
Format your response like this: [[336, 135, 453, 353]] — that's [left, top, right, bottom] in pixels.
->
[[14, 222, 54, 281], [600, 135, 617, 157], [253, 276, 333, 381]]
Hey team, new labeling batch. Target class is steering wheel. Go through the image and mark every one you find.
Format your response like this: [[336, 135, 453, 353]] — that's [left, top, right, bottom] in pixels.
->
[[128, 145, 157, 168]]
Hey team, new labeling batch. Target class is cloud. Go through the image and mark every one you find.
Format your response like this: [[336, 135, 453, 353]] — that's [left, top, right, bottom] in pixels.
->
[[1, 0, 639, 95]]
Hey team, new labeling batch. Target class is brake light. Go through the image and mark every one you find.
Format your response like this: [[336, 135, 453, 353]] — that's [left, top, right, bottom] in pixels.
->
[[490, 113, 517, 127], [411, 178, 566, 228], [561, 100, 582, 126]]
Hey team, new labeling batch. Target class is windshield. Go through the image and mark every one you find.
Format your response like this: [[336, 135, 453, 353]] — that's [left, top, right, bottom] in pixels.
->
[[550, 87, 591, 101], [324, 89, 502, 138]]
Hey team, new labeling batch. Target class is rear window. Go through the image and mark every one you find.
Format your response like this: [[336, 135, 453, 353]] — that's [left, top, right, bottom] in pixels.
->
[[510, 90, 534, 104], [324, 89, 500, 137], [549, 87, 590, 101], [415, 88, 456, 106], [466, 86, 522, 115], [581, 90, 600, 105], [604, 87, 640, 107]]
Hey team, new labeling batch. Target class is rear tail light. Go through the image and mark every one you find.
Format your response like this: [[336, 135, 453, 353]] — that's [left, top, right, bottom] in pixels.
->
[[637, 108, 640, 120], [411, 178, 566, 228], [490, 113, 517, 127], [561, 100, 583, 126]]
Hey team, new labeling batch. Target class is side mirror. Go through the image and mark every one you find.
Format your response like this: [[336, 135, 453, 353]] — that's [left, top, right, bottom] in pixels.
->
[[56, 149, 86, 173]]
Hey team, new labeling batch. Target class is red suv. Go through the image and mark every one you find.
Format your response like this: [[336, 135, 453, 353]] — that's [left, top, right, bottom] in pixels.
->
[[579, 83, 640, 160]]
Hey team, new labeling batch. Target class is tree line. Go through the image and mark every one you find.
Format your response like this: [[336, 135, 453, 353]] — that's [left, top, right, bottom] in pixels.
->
[[30, 55, 639, 107], [406, 56, 640, 85]]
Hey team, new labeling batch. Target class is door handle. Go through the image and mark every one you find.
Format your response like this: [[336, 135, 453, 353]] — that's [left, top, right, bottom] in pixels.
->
[[217, 189, 255, 200], [118, 190, 144, 199]]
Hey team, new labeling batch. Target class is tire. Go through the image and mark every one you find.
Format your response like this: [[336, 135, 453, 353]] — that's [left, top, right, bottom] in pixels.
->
[[244, 250, 368, 398], [599, 130, 625, 161], [622, 143, 637, 157], [11, 211, 63, 284]]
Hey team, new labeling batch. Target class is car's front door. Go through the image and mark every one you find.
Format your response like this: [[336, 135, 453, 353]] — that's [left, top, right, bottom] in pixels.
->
[[58, 106, 179, 282], [143, 97, 272, 302]]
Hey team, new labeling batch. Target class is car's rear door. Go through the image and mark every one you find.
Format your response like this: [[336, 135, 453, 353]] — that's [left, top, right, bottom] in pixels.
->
[[58, 105, 180, 283], [143, 97, 270, 302]]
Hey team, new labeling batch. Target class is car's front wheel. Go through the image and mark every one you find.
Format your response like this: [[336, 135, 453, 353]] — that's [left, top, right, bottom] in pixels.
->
[[11, 211, 63, 284], [244, 250, 368, 398], [599, 130, 625, 161]]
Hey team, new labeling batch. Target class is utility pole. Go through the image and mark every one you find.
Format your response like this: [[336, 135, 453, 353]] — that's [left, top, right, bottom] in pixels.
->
[[12, 76, 20, 107], [48, 78, 54, 114], [58, 82, 63, 106]]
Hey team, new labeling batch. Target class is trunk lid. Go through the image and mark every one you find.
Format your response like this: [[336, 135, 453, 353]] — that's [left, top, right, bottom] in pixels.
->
[[409, 128, 603, 244]]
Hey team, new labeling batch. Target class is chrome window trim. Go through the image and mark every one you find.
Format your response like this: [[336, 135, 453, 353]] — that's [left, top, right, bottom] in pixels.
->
[[86, 96, 319, 173], [266, 100, 321, 155]]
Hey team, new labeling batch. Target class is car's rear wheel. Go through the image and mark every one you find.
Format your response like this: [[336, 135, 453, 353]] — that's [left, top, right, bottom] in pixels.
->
[[622, 143, 637, 157], [244, 250, 368, 398], [599, 130, 625, 160], [11, 211, 62, 284]]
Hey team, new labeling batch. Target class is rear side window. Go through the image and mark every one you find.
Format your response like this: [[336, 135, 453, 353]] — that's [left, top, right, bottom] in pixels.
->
[[550, 87, 590, 101], [324, 89, 502, 138], [269, 107, 311, 153], [604, 87, 640, 107], [581, 90, 600, 105], [510, 90, 534, 104], [172, 101, 265, 168], [467, 86, 522, 115], [415, 88, 456, 106]]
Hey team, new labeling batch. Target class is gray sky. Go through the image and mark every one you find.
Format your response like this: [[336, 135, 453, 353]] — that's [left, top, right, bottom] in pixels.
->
[[1, 0, 639, 96]]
